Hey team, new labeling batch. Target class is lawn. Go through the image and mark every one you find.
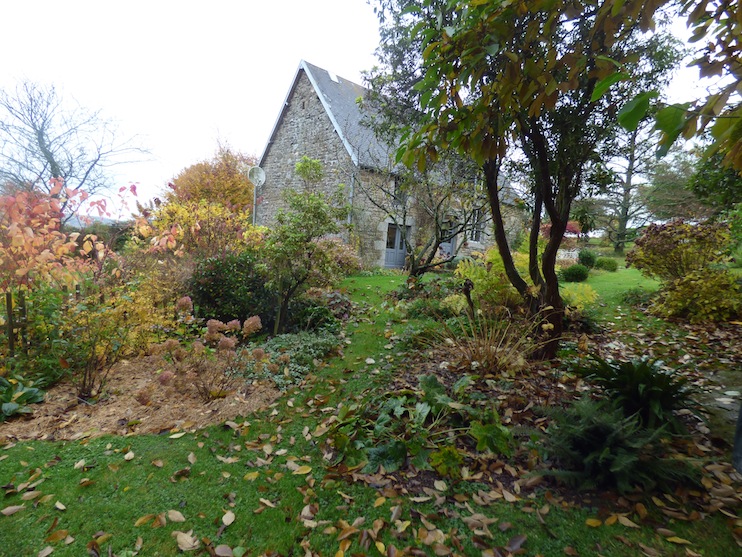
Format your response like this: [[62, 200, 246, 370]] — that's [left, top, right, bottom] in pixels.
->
[[1, 271, 741, 556]]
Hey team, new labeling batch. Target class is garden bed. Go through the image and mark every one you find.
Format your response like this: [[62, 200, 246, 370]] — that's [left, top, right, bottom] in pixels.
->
[[0, 355, 279, 442]]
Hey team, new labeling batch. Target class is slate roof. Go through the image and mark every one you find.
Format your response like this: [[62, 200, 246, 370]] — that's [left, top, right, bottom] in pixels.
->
[[260, 60, 394, 171]]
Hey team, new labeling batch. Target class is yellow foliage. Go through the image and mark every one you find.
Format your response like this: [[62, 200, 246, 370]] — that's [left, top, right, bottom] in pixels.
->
[[561, 283, 599, 311], [169, 146, 256, 209], [136, 199, 264, 257]]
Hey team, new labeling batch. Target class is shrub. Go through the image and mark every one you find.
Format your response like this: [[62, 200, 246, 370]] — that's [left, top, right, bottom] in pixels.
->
[[594, 257, 618, 272], [561, 283, 599, 312], [627, 219, 731, 281], [190, 250, 277, 327], [542, 398, 699, 493], [578, 249, 598, 268], [561, 264, 589, 282], [454, 251, 523, 311], [654, 268, 741, 323], [287, 295, 341, 333], [572, 357, 693, 432], [620, 287, 656, 307], [61, 292, 138, 400]]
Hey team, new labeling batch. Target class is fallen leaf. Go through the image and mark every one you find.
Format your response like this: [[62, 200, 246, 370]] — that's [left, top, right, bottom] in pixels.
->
[[635, 503, 648, 520], [37, 547, 54, 557], [124, 451, 135, 461], [433, 480, 447, 492], [151, 459, 164, 468], [1, 505, 25, 516], [45, 530, 69, 543], [259, 498, 276, 508], [502, 489, 517, 503], [73, 459, 85, 470], [54, 502, 66, 511], [188, 452, 197, 465], [667, 537, 692, 545], [618, 516, 639, 529], [174, 530, 200, 551], [168, 510, 186, 523], [243, 471, 259, 481], [223, 511, 236, 526], [135, 514, 155, 527], [506, 534, 527, 552], [21, 490, 42, 501], [214, 545, 233, 557], [374, 497, 386, 508], [292, 466, 312, 475], [585, 518, 602, 527], [169, 432, 186, 439]]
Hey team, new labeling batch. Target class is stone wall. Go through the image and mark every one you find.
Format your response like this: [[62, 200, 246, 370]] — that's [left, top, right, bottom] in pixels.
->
[[256, 71, 357, 230]]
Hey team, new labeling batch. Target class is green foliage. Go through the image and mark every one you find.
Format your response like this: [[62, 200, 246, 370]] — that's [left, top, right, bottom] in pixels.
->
[[295, 155, 324, 185], [287, 296, 341, 333], [4, 286, 68, 388], [0, 375, 44, 422], [561, 264, 590, 283], [578, 249, 598, 269], [238, 330, 340, 390], [620, 286, 656, 307], [330, 373, 512, 474], [573, 357, 693, 432], [265, 187, 349, 334], [542, 398, 699, 493], [690, 152, 742, 211], [654, 268, 741, 323], [454, 250, 523, 311], [626, 220, 731, 282], [189, 250, 277, 328], [594, 257, 618, 272], [469, 419, 512, 455]]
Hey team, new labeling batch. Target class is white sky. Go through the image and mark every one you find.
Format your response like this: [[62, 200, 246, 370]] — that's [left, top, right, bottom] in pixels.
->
[[0, 0, 381, 204], [1, 2, 708, 210]]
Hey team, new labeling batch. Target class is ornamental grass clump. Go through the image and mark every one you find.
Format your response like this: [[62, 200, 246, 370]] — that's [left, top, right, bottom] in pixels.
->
[[437, 309, 539, 377]]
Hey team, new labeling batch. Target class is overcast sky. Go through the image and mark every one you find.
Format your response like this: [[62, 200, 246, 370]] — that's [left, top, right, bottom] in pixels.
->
[[2, 2, 704, 209], [1, 0, 381, 203]]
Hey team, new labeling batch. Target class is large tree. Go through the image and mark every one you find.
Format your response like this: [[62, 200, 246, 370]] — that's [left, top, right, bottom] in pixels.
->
[[0, 81, 143, 221], [372, 0, 671, 357]]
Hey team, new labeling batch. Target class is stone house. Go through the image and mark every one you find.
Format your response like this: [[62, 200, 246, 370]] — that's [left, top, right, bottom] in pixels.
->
[[255, 60, 523, 269]]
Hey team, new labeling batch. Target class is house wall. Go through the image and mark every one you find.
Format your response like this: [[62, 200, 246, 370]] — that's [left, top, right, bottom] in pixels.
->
[[256, 71, 357, 230], [256, 71, 405, 269]]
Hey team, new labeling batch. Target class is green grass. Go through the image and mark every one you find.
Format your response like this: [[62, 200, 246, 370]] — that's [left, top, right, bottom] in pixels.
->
[[1, 272, 740, 556]]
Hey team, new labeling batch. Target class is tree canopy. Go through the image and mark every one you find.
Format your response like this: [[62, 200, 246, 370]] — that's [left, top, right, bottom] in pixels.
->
[[168, 145, 256, 210]]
